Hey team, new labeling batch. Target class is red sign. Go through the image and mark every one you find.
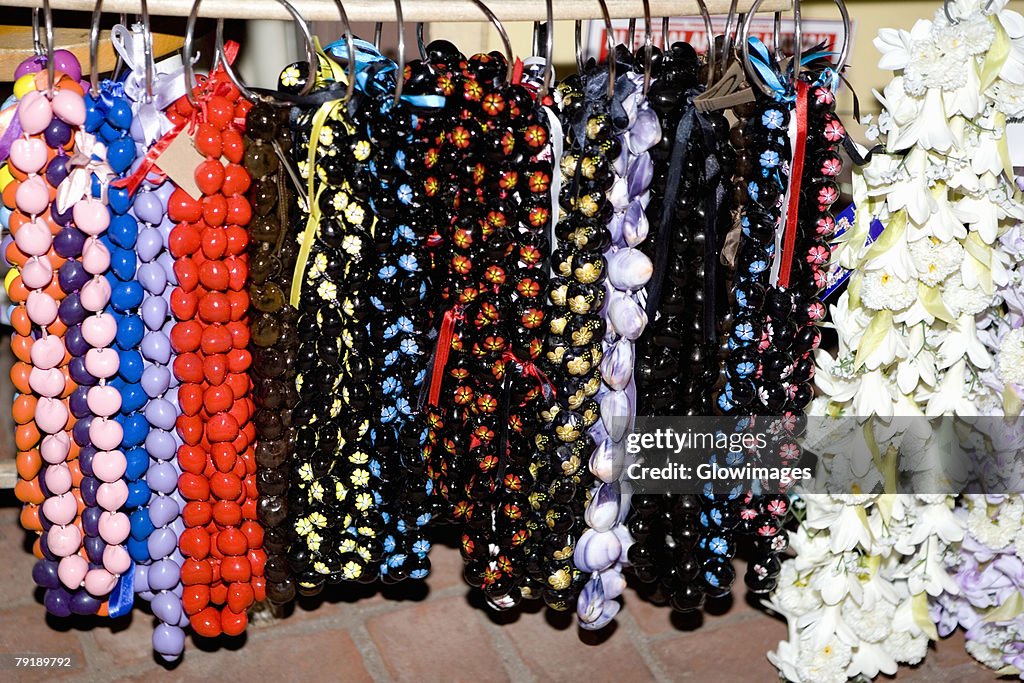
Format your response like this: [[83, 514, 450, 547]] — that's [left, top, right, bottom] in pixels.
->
[[587, 16, 853, 62]]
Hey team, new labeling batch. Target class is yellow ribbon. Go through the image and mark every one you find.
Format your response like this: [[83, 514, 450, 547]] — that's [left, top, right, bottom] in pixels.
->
[[981, 15, 1011, 92], [854, 309, 893, 370], [288, 46, 353, 308]]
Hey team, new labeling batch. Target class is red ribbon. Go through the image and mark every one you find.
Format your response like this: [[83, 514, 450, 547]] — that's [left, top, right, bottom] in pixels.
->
[[427, 307, 464, 407], [777, 80, 809, 290], [500, 350, 556, 405], [511, 58, 525, 86], [112, 41, 241, 195]]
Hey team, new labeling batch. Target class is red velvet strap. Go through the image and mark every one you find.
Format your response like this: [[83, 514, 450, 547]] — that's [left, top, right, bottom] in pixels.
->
[[778, 80, 810, 290]]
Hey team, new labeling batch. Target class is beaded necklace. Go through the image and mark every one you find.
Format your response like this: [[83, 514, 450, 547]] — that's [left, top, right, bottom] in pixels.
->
[[245, 97, 299, 604], [288, 52, 385, 592], [169, 62, 263, 637]]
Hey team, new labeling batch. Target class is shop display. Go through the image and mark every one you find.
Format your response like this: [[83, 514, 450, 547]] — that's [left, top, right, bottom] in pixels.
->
[[1, 0, 1023, 680]]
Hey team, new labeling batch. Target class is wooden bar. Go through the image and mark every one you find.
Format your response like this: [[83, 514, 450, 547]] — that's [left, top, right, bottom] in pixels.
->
[[0, 1, 792, 23], [0, 26, 185, 82]]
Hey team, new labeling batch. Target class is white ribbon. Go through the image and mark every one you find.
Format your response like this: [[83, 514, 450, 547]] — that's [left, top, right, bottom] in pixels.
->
[[110, 23, 188, 144]]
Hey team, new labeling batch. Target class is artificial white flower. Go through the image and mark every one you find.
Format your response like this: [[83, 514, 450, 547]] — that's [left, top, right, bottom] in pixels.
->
[[997, 327, 1024, 386], [942, 275, 995, 316], [860, 271, 918, 311], [908, 236, 964, 285]]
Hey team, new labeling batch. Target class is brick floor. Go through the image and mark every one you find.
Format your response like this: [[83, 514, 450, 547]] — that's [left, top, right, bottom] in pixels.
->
[[0, 498, 1002, 682]]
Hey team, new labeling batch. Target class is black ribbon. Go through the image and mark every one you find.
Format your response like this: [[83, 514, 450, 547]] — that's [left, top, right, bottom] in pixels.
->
[[698, 124, 726, 345]]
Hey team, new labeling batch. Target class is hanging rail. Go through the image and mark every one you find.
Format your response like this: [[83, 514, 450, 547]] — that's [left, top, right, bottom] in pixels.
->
[[0, 0, 790, 22]]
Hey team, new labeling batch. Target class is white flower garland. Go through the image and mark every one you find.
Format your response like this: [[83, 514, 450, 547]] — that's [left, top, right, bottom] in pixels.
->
[[767, 1, 1024, 681]]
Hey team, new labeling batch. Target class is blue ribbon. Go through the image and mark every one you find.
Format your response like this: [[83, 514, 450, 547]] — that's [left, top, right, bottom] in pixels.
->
[[323, 38, 445, 109], [99, 80, 127, 111]]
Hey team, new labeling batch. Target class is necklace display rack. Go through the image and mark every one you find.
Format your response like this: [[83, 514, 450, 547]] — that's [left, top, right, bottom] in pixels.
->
[[0, 0, 792, 636], [0, 0, 789, 478]]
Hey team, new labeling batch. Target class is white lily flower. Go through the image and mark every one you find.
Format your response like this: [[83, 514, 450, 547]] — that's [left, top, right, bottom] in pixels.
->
[[892, 88, 956, 153], [884, 150, 938, 224], [875, 20, 932, 72], [945, 55, 983, 118], [936, 314, 994, 369], [925, 359, 979, 416], [994, 1, 1024, 85]]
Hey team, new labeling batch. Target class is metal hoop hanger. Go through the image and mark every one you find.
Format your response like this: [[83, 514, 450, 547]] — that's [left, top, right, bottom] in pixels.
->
[[139, 0, 155, 102], [212, 1, 317, 106], [416, 22, 427, 60], [694, 0, 715, 88], [639, 0, 653, 95], [741, 0, 850, 98], [945, 0, 997, 25], [574, 0, 617, 101], [40, 0, 55, 97], [89, 1, 152, 100], [364, 3, 408, 105], [719, 0, 741, 83], [531, 0, 555, 98], [31, 8, 43, 55], [467, 0, 515, 84], [391, 0, 407, 104]]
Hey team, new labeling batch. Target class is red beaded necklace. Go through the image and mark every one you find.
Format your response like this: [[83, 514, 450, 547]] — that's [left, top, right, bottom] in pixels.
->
[[166, 60, 265, 638]]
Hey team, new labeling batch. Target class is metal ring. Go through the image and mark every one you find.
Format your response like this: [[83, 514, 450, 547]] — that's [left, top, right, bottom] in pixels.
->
[[331, 0, 357, 106], [793, 0, 803, 82], [373, 22, 383, 49], [773, 12, 783, 62], [740, 0, 780, 97], [719, 0, 742, 82], [944, 0, 996, 25], [541, 0, 554, 97], [89, 0, 105, 96], [416, 22, 427, 60], [695, 0, 714, 88], [140, 0, 155, 102], [391, 0, 406, 105], [597, 0, 616, 100], [661, 16, 669, 52], [741, 0, 850, 96], [575, 19, 584, 75], [211, 0, 317, 106], [31, 8, 43, 55], [42, 0, 55, 97], [466, 0, 515, 84], [628, 18, 637, 52], [641, 0, 653, 95]]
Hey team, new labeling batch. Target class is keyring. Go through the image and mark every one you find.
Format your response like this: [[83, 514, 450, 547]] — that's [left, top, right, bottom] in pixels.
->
[[467, 0, 515, 84], [640, 0, 653, 95], [536, 0, 554, 97], [139, 0, 155, 102], [944, 0, 996, 25], [210, 0, 317, 106], [388, 0, 406, 104], [741, 0, 851, 97], [416, 22, 427, 59], [695, 0, 715, 87], [575, 0, 616, 101], [41, 0, 55, 97]]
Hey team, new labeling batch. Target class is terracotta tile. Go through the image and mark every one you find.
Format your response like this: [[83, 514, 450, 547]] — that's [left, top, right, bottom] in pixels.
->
[[502, 602, 655, 683], [422, 534, 466, 592], [926, 629, 976, 671], [0, 603, 88, 682], [650, 612, 786, 681], [626, 558, 766, 636], [367, 595, 509, 682], [87, 611, 159, 671], [0, 506, 41, 608], [113, 628, 372, 683]]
